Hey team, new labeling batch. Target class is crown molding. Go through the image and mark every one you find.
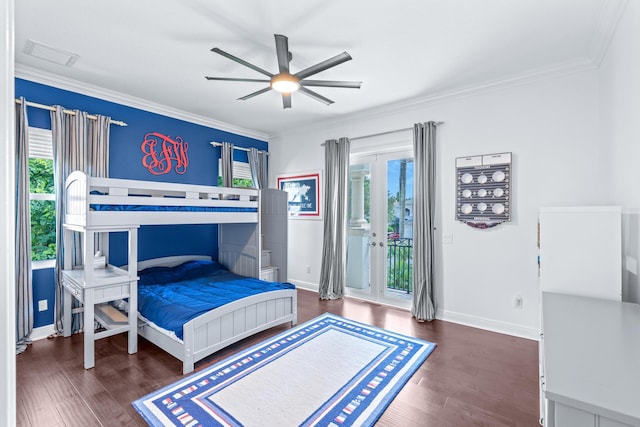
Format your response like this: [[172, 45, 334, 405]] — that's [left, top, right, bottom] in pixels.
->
[[15, 65, 269, 142], [587, 0, 629, 65], [271, 56, 598, 139]]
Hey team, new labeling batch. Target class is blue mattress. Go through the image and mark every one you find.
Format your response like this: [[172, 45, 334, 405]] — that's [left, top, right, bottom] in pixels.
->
[[88, 190, 257, 213], [90, 204, 257, 213], [137, 260, 294, 340]]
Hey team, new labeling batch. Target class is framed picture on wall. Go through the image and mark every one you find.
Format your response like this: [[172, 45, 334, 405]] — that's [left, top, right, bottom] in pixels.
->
[[276, 171, 322, 219]]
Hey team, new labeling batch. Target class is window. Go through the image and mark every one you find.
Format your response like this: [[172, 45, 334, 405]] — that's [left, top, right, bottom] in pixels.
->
[[29, 127, 56, 261], [217, 159, 255, 188]]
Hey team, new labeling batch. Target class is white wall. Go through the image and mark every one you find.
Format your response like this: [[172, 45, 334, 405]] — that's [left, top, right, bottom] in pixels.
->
[[270, 69, 605, 339], [1, 0, 16, 425], [600, 1, 640, 303]]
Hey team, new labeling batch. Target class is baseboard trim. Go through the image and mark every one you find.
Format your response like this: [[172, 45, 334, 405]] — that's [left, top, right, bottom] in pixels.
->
[[30, 324, 56, 341], [290, 279, 319, 292], [436, 309, 540, 341], [27, 303, 541, 343], [291, 279, 540, 340]]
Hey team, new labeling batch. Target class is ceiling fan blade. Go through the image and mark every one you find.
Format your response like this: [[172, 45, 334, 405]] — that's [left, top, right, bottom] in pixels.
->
[[211, 47, 273, 78], [282, 93, 292, 109], [300, 79, 362, 89], [238, 86, 272, 101], [295, 52, 352, 80], [205, 77, 270, 83], [274, 34, 291, 74], [298, 87, 334, 105]]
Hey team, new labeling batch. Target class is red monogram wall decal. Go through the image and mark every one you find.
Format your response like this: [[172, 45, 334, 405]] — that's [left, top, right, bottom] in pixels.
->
[[141, 132, 189, 175]]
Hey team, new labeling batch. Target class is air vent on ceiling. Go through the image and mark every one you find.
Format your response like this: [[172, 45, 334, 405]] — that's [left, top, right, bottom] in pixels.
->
[[23, 40, 79, 67]]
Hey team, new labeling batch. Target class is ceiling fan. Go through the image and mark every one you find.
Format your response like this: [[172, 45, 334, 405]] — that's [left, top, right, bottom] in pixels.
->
[[205, 34, 362, 109]]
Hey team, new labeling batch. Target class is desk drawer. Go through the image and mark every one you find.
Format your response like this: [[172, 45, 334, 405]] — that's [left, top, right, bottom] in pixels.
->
[[92, 282, 132, 303], [63, 278, 85, 303], [63, 278, 134, 304]]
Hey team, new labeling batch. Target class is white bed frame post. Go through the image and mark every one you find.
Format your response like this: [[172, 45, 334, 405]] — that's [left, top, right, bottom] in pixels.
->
[[83, 224, 95, 369], [127, 228, 138, 355], [182, 324, 195, 375]]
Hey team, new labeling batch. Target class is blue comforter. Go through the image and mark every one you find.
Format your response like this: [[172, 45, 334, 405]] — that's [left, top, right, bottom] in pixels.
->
[[137, 260, 294, 340]]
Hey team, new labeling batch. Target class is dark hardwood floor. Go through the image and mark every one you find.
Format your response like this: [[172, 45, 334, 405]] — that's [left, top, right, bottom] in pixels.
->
[[16, 289, 540, 426]]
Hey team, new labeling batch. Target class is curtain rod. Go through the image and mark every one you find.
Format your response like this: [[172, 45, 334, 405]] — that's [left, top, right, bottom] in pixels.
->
[[14, 99, 127, 127], [351, 122, 445, 141], [210, 141, 269, 155], [322, 122, 445, 145], [350, 127, 412, 141]]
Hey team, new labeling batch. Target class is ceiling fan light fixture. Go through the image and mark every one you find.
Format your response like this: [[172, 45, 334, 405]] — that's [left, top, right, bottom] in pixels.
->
[[270, 74, 300, 93], [207, 34, 359, 107]]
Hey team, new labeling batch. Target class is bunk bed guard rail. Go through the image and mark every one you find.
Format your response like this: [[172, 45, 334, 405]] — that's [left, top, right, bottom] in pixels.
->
[[64, 171, 260, 227]]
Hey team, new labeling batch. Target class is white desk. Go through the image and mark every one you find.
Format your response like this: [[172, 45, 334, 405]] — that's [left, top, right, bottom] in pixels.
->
[[541, 292, 640, 427], [62, 224, 139, 369]]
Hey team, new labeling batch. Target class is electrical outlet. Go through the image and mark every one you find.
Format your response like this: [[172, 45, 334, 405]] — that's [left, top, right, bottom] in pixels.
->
[[38, 299, 48, 312], [513, 295, 523, 309], [306, 265, 311, 274]]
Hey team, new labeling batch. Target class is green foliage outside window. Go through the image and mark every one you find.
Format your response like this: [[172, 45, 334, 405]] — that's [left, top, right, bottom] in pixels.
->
[[29, 158, 56, 261], [217, 176, 255, 188], [30, 200, 56, 261], [386, 245, 413, 293]]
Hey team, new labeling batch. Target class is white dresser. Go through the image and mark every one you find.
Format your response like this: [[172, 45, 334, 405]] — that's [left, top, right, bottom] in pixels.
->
[[538, 206, 623, 424], [541, 292, 640, 427]]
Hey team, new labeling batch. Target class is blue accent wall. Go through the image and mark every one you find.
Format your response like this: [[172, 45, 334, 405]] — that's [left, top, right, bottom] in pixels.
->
[[16, 78, 267, 327], [32, 267, 55, 328]]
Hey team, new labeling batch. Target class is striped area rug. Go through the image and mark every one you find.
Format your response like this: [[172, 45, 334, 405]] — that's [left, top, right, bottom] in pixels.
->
[[133, 313, 436, 426]]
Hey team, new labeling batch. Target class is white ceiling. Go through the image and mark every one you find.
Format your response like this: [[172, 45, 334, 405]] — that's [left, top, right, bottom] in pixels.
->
[[15, 0, 625, 139]]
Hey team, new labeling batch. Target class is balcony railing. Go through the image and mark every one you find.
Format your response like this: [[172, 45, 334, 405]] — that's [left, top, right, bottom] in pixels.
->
[[386, 237, 413, 293]]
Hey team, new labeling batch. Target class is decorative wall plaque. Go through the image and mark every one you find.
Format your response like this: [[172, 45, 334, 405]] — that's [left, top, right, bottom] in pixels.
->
[[141, 132, 189, 175], [456, 152, 511, 228]]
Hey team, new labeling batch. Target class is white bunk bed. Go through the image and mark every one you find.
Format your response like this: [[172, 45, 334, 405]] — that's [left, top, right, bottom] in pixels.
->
[[63, 171, 297, 374], [64, 170, 260, 227]]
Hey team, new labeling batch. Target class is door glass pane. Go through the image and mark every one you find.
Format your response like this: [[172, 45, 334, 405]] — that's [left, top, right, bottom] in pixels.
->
[[346, 163, 371, 292], [384, 158, 413, 300]]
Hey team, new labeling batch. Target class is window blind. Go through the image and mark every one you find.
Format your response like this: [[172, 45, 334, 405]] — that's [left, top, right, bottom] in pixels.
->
[[29, 127, 53, 159]]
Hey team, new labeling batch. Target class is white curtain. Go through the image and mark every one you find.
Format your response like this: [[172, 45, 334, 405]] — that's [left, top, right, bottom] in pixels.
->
[[15, 97, 33, 354], [52, 107, 111, 334], [318, 137, 350, 299], [248, 147, 267, 189], [221, 142, 234, 187], [411, 122, 437, 321]]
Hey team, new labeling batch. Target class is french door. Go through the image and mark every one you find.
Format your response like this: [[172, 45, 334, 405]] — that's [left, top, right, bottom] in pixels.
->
[[346, 149, 414, 307]]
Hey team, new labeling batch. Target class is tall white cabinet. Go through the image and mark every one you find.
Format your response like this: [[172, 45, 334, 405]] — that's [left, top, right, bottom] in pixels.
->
[[539, 206, 622, 300], [538, 206, 623, 426]]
